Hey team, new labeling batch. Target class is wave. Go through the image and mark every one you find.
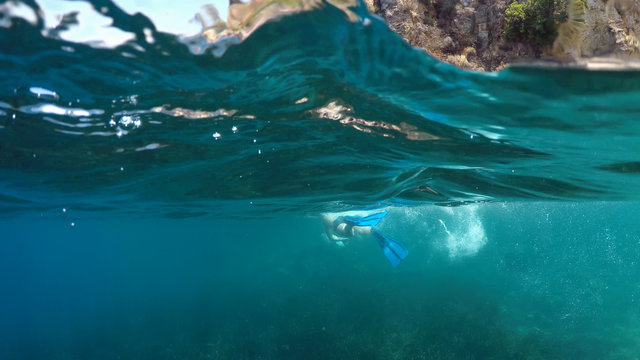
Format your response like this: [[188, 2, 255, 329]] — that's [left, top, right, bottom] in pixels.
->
[[1, 0, 640, 217]]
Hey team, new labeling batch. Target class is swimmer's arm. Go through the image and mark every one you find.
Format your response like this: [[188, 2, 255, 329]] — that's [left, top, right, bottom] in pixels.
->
[[322, 215, 350, 242], [322, 215, 338, 241]]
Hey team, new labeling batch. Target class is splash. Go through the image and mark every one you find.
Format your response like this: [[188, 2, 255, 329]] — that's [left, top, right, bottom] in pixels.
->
[[438, 205, 487, 259]]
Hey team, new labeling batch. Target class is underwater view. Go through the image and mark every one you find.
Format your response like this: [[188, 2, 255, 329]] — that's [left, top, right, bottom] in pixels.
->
[[2, 0, 640, 359]]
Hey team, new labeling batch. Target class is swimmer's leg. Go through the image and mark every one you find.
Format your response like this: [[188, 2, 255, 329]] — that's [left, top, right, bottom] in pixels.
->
[[372, 229, 408, 268]]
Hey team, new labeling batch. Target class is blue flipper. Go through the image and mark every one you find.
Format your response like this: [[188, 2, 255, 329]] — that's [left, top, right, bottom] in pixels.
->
[[372, 229, 408, 268], [343, 211, 388, 227]]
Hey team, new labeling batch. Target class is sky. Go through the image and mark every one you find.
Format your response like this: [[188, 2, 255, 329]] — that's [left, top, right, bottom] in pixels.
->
[[20, 0, 231, 48], [113, 0, 230, 34]]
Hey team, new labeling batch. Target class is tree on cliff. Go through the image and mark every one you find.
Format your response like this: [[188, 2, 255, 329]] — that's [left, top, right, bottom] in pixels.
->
[[504, 0, 568, 52]]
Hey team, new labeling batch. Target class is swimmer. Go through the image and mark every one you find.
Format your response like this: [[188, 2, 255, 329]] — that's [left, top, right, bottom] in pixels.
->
[[321, 212, 374, 244], [321, 211, 408, 267]]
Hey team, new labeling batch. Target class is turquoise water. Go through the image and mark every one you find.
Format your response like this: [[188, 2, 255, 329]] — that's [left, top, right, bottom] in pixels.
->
[[2, 1, 640, 359]]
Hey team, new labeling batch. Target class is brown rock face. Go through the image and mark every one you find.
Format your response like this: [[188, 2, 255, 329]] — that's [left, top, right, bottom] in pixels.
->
[[581, 0, 638, 58], [373, 0, 530, 71], [371, 0, 640, 71]]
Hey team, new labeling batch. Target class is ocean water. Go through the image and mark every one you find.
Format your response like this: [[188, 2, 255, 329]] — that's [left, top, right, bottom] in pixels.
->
[[2, 1, 640, 359]]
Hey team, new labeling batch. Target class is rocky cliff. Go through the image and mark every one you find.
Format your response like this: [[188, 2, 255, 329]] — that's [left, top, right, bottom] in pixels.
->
[[368, 0, 640, 71]]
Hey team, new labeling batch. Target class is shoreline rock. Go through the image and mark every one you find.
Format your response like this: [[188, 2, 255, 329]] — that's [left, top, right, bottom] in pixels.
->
[[367, 0, 640, 71]]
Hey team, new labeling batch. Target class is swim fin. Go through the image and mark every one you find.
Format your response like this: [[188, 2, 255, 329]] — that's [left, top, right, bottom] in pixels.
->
[[372, 229, 408, 268], [343, 211, 388, 227]]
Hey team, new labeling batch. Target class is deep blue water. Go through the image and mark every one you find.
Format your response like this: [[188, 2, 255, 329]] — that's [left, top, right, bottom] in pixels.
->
[[2, 1, 640, 359]]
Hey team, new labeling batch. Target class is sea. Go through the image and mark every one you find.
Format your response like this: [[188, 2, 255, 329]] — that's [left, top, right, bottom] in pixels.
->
[[2, 0, 640, 359]]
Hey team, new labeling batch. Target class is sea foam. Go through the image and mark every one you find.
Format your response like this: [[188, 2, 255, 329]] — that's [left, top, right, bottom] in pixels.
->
[[438, 205, 487, 259]]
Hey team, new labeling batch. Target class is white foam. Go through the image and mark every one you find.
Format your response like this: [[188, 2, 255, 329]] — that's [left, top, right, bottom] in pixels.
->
[[438, 205, 487, 259]]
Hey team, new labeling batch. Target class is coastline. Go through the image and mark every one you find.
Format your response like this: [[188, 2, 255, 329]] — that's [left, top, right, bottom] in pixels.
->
[[366, 0, 640, 72]]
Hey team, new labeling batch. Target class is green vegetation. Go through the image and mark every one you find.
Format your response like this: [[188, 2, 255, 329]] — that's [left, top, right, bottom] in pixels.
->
[[504, 0, 568, 51]]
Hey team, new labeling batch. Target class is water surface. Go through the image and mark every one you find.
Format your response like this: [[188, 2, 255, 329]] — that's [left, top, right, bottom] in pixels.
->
[[2, 1, 640, 358]]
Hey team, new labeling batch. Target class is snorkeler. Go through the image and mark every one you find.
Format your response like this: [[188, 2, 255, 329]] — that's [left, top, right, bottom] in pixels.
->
[[322, 211, 408, 268]]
